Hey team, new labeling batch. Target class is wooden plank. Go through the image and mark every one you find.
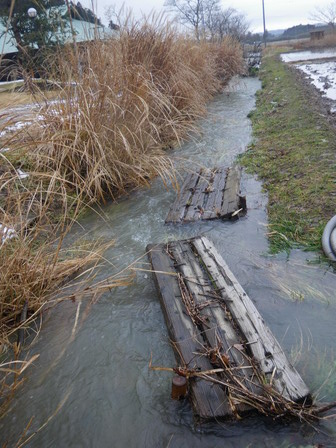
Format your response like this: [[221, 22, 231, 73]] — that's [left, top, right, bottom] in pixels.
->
[[169, 241, 262, 414], [148, 237, 311, 422], [165, 165, 246, 224], [221, 165, 243, 218], [183, 169, 212, 222], [165, 172, 199, 224], [193, 237, 311, 404], [202, 167, 228, 220], [147, 244, 231, 420]]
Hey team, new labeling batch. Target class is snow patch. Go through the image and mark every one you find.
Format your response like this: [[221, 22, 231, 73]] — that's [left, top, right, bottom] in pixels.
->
[[0, 120, 33, 138], [295, 61, 336, 101], [0, 224, 16, 246], [17, 169, 29, 179]]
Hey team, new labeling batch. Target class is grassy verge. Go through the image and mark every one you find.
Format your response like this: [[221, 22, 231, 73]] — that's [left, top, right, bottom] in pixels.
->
[[240, 50, 336, 254]]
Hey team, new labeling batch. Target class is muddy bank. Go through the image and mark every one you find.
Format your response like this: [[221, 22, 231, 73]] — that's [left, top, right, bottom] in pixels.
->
[[289, 60, 336, 127]]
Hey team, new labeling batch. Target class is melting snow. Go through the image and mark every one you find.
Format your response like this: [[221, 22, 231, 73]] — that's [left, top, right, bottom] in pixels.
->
[[17, 169, 29, 179], [296, 61, 336, 101], [0, 224, 16, 246], [0, 120, 33, 138]]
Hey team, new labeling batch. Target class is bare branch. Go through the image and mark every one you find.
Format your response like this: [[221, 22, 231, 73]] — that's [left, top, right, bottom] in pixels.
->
[[310, 1, 336, 30], [164, 0, 249, 41]]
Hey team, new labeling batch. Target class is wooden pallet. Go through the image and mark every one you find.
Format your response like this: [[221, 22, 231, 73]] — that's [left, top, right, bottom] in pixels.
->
[[165, 165, 246, 224], [147, 237, 311, 421]]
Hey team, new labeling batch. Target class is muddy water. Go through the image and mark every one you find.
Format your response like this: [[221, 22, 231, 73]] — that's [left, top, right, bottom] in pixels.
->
[[2, 77, 336, 448]]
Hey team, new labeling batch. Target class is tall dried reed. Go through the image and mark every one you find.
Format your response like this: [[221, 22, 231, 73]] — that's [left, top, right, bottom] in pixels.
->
[[0, 156, 131, 416], [27, 21, 243, 201]]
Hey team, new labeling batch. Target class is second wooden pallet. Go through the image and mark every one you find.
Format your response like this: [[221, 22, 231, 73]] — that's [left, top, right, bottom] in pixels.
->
[[165, 165, 246, 224]]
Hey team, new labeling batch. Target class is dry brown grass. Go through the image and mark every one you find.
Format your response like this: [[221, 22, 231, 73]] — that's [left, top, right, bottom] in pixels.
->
[[20, 21, 243, 201], [0, 157, 132, 418], [0, 204, 132, 418], [292, 32, 336, 50], [0, 159, 134, 344]]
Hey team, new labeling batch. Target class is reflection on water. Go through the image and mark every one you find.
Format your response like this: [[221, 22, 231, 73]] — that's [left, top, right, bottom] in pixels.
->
[[281, 49, 336, 63], [2, 78, 336, 448]]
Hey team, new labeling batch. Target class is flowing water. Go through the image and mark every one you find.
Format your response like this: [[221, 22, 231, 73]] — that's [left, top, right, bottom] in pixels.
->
[[2, 77, 336, 448]]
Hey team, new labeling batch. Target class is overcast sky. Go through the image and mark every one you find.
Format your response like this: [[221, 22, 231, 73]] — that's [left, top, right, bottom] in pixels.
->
[[81, 0, 333, 32]]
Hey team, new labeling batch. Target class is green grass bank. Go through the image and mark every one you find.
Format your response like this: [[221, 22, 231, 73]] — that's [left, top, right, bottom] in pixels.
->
[[240, 51, 336, 255]]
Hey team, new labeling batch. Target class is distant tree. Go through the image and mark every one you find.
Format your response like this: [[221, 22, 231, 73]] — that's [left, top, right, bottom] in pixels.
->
[[262, 30, 275, 41], [213, 7, 249, 42], [165, 0, 205, 40], [202, 0, 221, 40], [244, 31, 262, 44], [282, 24, 316, 39], [105, 4, 121, 30], [165, 0, 249, 41], [310, 0, 336, 30], [108, 21, 120, 31]]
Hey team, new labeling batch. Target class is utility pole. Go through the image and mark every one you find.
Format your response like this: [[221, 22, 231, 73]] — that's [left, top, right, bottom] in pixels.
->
[[262, 0, 267, 48]]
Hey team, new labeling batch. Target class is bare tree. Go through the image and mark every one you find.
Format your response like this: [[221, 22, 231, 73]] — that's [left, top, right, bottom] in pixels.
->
[[105, 4, 120, 28], [165, 0, 205, 40], [104, 4, 130, 29], [213, 7, 236, 41], [224, 9, 249, 41], [202, 0, 221, 40], [165, 0, 249, 42], [310, 0, 336, 30], [211, 8, 249, 42]]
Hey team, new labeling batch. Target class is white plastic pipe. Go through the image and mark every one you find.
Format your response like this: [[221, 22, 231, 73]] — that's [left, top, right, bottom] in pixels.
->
[[322, 215, 336, 261], [330, 227, 336, 256]]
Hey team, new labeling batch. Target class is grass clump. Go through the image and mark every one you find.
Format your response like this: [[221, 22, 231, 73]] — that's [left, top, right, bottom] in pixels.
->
[[240, 50, 336, 254]]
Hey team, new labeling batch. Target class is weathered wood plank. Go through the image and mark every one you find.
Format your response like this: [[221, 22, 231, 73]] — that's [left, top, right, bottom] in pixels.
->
[[221, 165, 243, 218], [184, 170, 212, 222], [148, 237, 311, 421], [202, 167, 227, 220], [165, 165, 246, 224], [165, 172, 199, 224], [193, 237, 311, 404], [169, 241, 262, 414], [147, 244, 231, 420]]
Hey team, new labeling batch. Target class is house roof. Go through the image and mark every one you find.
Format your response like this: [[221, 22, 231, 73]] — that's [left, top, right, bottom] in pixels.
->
[[0, 18, 113, 56]]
